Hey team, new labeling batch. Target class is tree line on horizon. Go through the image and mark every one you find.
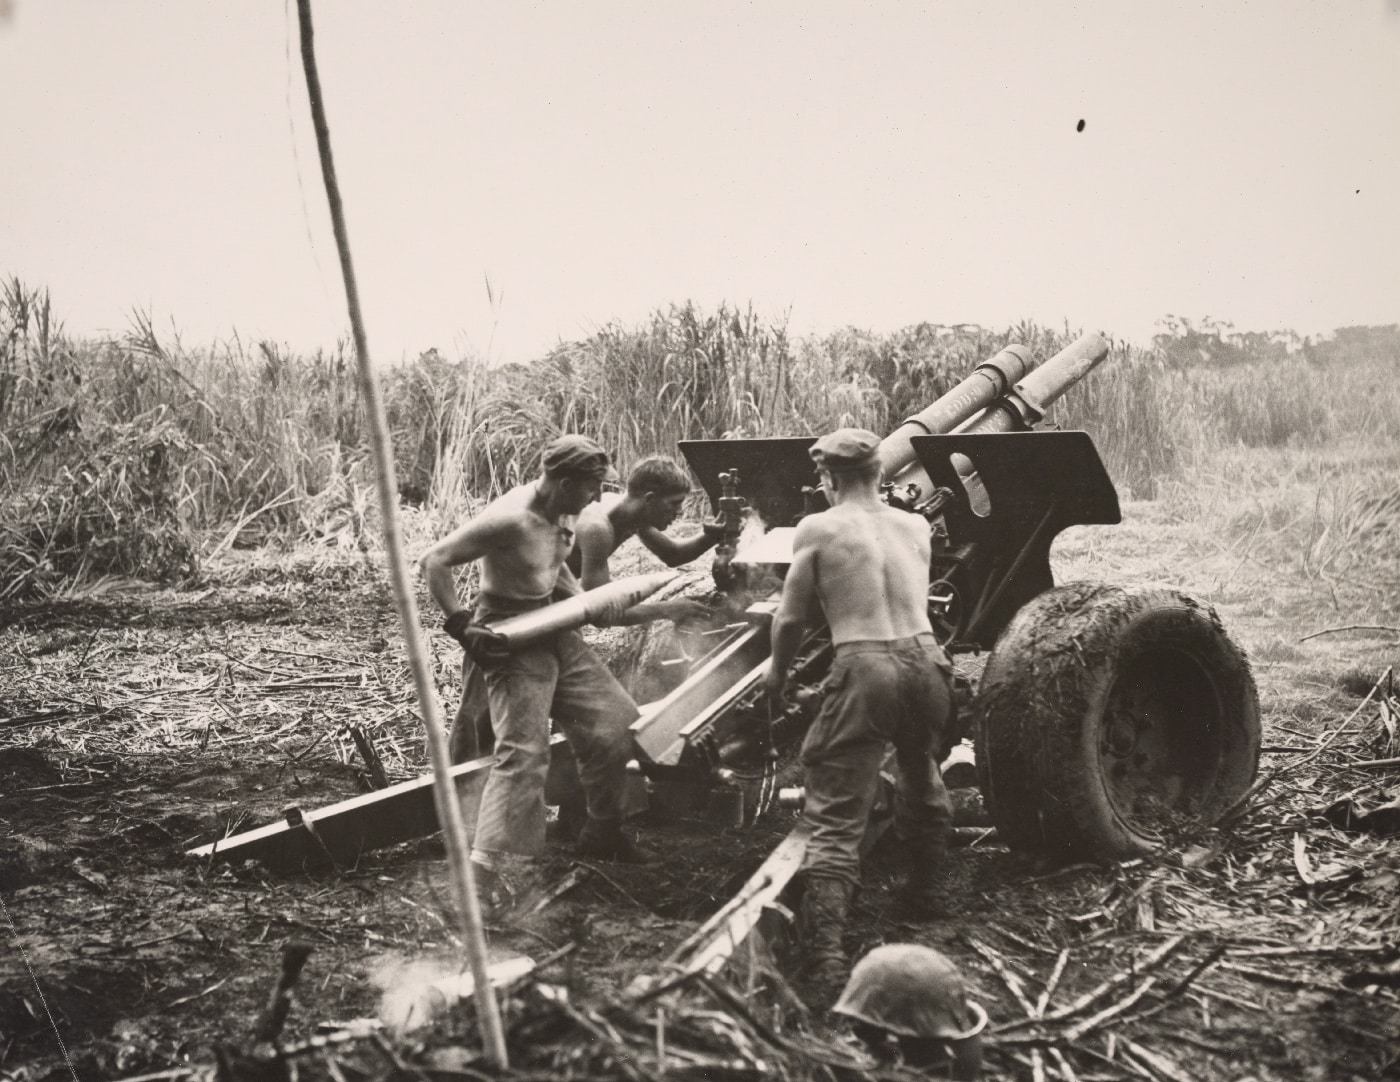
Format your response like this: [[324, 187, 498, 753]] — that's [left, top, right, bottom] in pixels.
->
[[1, 275, 1396, 600]]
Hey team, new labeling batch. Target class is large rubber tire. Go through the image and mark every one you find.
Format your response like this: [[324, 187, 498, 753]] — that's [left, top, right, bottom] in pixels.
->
[[974, 582, 1260, 862]]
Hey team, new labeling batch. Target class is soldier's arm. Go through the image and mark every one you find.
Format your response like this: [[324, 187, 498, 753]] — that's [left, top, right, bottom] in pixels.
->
[[635, 524, 720, 568], [575, 542, 711, 627], [573, 514, 616, 591], [418, 514, 513, 617], [579, 516, 714, 627], [765, 521, 822, 698], [554, 560, 585, 599]]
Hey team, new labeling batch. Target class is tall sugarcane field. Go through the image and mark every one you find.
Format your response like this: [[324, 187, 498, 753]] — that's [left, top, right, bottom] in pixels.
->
[[2, 272, 1398, 1081]]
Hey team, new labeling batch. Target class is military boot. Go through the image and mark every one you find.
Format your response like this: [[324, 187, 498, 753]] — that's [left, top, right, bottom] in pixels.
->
[[901, 837, 952, 918], [799, 876, 854, 1010], [575, 817, 656, 864], [470, 860, 515, 922]]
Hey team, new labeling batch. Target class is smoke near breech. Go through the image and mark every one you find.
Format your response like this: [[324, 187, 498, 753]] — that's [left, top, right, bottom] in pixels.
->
[[726, 509, 784, 603], [732, 508, 767, 560]]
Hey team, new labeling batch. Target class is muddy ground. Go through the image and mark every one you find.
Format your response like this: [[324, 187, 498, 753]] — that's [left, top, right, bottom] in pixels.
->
[[2, 492, 1399, 1081]]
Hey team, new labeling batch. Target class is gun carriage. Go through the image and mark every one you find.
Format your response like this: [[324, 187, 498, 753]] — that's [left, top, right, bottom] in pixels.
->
[[191, 331, 1260, 877], [630, 331, 1261, 861]]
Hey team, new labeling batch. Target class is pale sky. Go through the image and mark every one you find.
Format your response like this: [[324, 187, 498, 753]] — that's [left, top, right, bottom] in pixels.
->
[[3, 1, 1397, 366]]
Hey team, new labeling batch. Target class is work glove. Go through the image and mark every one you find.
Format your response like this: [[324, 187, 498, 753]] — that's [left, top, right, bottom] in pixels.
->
[[444, 611, 509, 666]]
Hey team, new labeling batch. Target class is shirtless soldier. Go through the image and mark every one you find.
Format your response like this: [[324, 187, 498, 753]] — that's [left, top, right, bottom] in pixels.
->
[[764, 428, 955, 1004], [419, 435, 650, 913], [568, 455, 720, 624], [451, 455, 721, 764]]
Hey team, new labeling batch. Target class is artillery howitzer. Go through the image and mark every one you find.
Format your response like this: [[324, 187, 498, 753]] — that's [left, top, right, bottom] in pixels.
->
[[630, 331, 1262, 862], [190, 332, 1260, 879]]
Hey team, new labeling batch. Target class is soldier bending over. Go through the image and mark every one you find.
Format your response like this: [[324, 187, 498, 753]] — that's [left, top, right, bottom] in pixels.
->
[[419, 435, 651, 914], [764, 428, 955, 1004], [568, 454, 720, 622], [452, 454, 722, 762]]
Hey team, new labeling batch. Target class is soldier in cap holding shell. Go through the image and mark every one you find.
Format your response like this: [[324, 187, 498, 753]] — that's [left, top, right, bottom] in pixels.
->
[[420, 435, 651, 914], [764, 428, 956, 1005]]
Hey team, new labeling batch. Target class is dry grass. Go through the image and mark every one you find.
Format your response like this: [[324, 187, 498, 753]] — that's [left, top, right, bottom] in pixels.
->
[[3, 276, 1398, 598], [0, 410, 204, 598], [4, 568, 1396, 1079], [4, 321, 1400, 1077]]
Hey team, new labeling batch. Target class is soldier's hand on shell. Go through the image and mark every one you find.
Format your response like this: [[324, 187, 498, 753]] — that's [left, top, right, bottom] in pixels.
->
[[592, 596, 630, 625], [662, 598, 712, 624], [444, 611, 509, 665]]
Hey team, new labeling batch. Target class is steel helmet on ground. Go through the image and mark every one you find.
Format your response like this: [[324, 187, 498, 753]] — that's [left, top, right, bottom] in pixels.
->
[[833, 943, 987, 1040]]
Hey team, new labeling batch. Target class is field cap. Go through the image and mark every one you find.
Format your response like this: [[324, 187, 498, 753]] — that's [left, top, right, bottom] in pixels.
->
[[810, 427, 881, 472], [542, 434, 615, 481]]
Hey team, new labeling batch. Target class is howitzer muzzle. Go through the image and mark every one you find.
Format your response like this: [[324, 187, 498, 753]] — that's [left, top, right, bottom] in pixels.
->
[[877, 345, 1036, 482], [882, 331, 1110, 501], [960, 331, 1110, 434]]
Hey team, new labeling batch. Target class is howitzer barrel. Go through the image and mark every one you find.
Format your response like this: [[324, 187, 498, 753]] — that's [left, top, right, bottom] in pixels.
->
[[877, 344, 1036, 481], [960, 330, 1110, 434], [883, 331, 1110, 500], [483, 571, 679, 646]]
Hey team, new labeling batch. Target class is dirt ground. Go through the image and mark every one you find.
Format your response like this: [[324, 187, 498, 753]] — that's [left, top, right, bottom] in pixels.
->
[[3, 473, 1399, 1081]]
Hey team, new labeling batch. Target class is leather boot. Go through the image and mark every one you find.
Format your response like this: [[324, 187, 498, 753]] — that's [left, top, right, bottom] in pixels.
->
[[901, 836, 951, 917], [575, 817, 656, 864], [470, 860, 515, 921], [799, 876, 854, 1010]]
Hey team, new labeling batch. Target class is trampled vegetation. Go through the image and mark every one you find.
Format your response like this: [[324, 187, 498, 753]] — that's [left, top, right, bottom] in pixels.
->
[[3, 278, 1399, 1081], [1, 275, 1397, 601]]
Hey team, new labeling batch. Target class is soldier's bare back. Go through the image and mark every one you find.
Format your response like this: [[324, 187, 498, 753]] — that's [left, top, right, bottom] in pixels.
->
[[794, 499, 933, 645]]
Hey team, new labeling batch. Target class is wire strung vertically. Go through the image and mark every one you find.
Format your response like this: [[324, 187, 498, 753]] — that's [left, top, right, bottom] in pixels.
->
[[293, 0, 508, 1066]]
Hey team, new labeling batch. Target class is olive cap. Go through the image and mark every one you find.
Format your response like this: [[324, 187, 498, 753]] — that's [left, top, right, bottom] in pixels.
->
[[809, 428, 881, 473], [542, 434, 614, 480], [833, 944, 987, 1040]]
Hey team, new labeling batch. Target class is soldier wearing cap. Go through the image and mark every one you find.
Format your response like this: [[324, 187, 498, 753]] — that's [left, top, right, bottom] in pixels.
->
[[764, 428, 956, 1005], [420, 434, 652, 914]]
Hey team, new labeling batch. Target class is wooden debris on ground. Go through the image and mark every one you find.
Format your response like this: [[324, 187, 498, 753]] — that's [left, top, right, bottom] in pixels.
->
[[937, 665, 1400, 1079], [207, 962, 913, 1082], [5, 584, 1400, 1080]]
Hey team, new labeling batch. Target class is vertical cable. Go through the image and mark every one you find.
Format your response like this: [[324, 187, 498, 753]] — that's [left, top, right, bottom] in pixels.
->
[[293, 0, 508, 1066]]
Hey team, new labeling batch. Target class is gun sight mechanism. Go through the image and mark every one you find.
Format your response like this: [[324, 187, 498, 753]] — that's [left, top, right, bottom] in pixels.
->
[[712, 468, 750, 592]]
